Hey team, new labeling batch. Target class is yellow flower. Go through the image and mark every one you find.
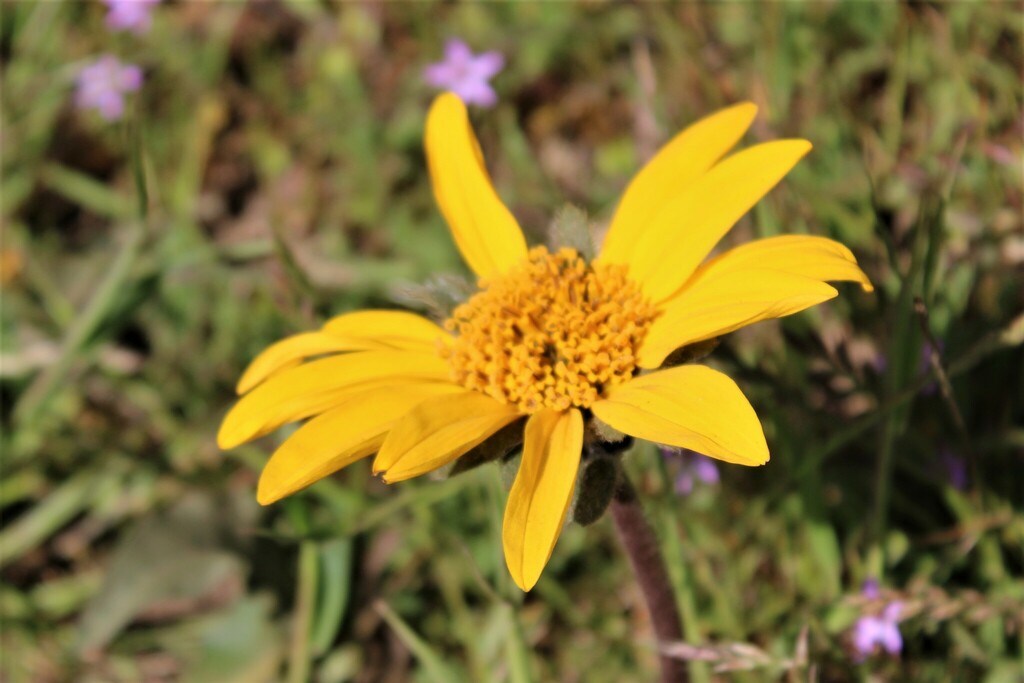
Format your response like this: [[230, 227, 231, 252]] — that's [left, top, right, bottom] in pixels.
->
[[219, 93, 872, 591]]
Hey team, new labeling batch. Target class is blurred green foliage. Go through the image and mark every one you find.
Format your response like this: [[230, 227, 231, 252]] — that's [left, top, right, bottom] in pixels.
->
[[1, 1, 1022, 682]]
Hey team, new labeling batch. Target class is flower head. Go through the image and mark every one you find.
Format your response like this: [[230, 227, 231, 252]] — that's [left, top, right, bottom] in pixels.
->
[[423, 39, 504, 107], [852, 599, 903, 660], [103, 0, 160, 34], [219, 93, 872, 591], [74, 55, 143, 121]]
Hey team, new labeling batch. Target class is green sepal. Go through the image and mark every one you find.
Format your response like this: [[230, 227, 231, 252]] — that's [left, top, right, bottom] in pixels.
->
[[548, 204, 595, 261], [572, 455, 620, 526], [390, 273, 476, 323], [448, 419, 525, 478], [662, 337, 720, 367]]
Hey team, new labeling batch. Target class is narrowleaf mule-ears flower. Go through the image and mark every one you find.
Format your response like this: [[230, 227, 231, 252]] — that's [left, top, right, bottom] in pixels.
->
[[219, 93, 871, 592]]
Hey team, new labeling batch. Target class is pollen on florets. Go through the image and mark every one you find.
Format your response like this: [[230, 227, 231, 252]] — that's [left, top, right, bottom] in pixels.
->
[[442, 246, 658, 413]]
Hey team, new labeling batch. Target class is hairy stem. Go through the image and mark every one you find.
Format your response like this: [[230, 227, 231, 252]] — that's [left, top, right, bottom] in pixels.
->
[[610, 473, 688, 683]]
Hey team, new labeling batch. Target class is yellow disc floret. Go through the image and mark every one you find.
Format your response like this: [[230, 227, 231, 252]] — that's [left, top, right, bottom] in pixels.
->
[[443, 246, 658, 413]]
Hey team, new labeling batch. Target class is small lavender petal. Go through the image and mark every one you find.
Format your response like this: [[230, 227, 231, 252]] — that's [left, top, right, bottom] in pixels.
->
[[444, 38, 472, 65], [861, 578, 880, 599], [852, 616, 882, 659], [879, 621, 903, 655], [471, 51, 505, 79], [456, 81, 498, 107], [693, 456, 720, 485], [95, 93, 126, 121], [673, 472, 694, 496], [423, 63, 455, 88]]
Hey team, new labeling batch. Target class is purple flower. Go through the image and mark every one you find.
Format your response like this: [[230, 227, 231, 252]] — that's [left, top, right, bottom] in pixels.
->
[[852, 602, 903, 660], [665, 448, 720, 496], [423, 39, 504, 108], [852, 581, 903, 661], [938, 448, 968, 491], [74, 56, 143, 121], [103, 0, 160, 34]]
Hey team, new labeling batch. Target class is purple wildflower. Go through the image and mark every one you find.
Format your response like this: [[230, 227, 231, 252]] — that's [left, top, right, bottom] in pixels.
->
[[103, 0, 160, 35], [74, 55, 143, 121], [852, 580, 903, 661], [938, 448, 968, 491], [853, 602, 903, 660], [665, 448, 720, 496], [423, 39, 504, 108]]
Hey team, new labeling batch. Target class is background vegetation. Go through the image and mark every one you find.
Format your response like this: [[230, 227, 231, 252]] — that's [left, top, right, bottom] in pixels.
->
[[2, 2, 1022, 681]]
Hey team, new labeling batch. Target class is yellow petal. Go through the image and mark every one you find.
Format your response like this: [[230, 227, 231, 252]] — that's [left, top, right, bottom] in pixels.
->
[[599, 102, 757, 264], [321, 310, 452, 351], [688, 234, 873, 294], [374, 390, 521, 482], [639, 269, 837, 369], [592, 365, 768, 465], [257, 382, 464, 505], [236, 332, 391, 395], [218, 350, 451, 450], [617, 140, 813, 303], [425, 93, 528, 278], [502, 408, 583, 592]]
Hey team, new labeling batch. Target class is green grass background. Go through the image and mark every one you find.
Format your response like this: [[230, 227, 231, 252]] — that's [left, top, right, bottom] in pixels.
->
[[2, 1, 1022, 681]]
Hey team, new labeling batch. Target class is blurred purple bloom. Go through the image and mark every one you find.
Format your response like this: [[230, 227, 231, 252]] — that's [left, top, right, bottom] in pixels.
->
[[424, 39, 504, 108], [693, 456, 721, 485], [666, 448, 720, 496], [852, 602, 903, 660], [938, 448, 968, 491], [103, 0, 160, 34], [852, 580, 903, 661], [870, 352, 887, 375], [75, 55, 143, 121]]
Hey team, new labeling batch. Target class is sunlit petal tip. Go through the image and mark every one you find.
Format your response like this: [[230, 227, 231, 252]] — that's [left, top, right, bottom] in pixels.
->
[[256, 473, 283, 507], [639, 271, 838, 369], [592, 366, 768, 467], [599, 101, 762, 265], [619, 137, 819, 302], [856, 271, 875, 293], [726, 101, 759, 125], [216, 408, 254, 451]]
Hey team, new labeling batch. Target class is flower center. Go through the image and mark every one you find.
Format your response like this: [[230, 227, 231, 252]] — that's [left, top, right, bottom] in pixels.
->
[[443, 246, 657, 413]]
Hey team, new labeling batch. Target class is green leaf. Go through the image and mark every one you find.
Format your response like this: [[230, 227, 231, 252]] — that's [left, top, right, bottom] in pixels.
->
[[76, 495, 245, 655], [375, 600, 465, 683]]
